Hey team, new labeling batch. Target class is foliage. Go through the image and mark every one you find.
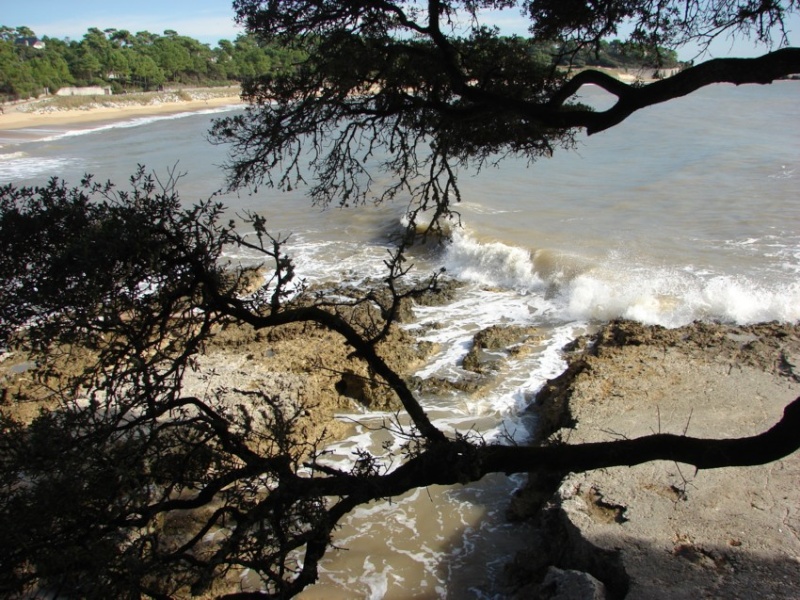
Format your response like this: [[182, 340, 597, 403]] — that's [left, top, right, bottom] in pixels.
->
[[0, 167, 446, 597], [2, 1, 800, 598], [555, 38, 681, 69], [0, 26, 307, 100]]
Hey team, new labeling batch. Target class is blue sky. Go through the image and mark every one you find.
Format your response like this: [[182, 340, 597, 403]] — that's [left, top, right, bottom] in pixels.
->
[[4, 1, 796, 57], [4, 0, 243, 46]]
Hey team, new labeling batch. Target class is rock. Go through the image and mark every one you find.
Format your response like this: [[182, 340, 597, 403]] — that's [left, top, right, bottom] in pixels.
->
[[540, 567, 607, 600], [462, 324, 541, 373], [506, 503, 628, 598], [179, 314, 431, 442], [334, 369, 397, 410], [512, 319, 800, 600]]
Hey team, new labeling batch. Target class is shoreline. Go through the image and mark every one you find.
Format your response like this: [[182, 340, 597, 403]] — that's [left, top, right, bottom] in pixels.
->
[[0, 89, 245, 146], [0, 70, 647, 144]]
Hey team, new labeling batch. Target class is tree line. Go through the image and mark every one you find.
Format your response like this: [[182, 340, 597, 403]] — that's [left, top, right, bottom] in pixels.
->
[[0, 25, 306, 101], [556, 38, 681, 70], [0, 23, 682, 103]]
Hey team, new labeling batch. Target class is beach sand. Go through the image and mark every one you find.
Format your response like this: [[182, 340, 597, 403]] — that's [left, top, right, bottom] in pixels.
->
[[0, 90, 244, 145]]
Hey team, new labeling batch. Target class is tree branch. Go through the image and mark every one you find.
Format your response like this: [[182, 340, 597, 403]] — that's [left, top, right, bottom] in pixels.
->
[[289, 396, 800, 499], [549, 48, 800, 134], [482, 396, 800, 475]]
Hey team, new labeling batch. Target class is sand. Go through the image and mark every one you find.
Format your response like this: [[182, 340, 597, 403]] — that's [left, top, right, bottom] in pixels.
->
[[0, 90, 244, 144]]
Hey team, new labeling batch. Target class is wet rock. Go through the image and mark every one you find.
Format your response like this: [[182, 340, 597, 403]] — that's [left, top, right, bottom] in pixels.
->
[[462, 324, 541, 374], [335, 369, 397, 410], [410, 372, 485, 395]]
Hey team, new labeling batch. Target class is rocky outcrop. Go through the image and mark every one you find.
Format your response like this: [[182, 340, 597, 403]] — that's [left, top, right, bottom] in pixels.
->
[[462, 324, 541, 374], [507, 320, 800, 599], [181, 313, 436, 442]]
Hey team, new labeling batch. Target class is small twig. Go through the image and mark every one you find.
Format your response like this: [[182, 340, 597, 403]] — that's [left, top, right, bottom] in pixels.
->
[[682, 408, 694, 436], [600, 428, 630, 441], [650, 405, 662, 435]]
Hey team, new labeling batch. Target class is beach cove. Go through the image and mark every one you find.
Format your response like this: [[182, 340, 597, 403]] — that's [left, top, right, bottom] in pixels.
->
[[0, 87, 244, 147], [1, 80, 798, 597]]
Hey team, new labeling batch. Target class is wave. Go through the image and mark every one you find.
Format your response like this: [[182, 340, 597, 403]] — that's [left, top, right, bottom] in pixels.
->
[[35, 104, 241, 143], [0, 156, 82, 181], [222, 235, 398, 291], [441, 229, 800, 328], [223, 217, 800, 332], [442, 230, 546, 291], [0, 151, 28, 161], [559, 264, 800, 327]]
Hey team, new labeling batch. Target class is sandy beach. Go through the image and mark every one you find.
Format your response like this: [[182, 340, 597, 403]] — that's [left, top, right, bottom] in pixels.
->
[[0, 89, 244, 146]]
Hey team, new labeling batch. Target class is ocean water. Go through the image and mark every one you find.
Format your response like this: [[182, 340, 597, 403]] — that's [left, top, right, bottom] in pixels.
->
[[2, 81, 799, 597]]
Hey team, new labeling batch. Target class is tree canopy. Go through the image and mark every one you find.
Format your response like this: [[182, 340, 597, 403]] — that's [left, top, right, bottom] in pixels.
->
[[0, 26, 306, 100], [1, 1, 799, 598]]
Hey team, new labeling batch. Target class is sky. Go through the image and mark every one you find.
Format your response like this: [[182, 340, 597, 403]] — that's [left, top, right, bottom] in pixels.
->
[[4, 1, 797, 58], [3, 0, 244, 46]]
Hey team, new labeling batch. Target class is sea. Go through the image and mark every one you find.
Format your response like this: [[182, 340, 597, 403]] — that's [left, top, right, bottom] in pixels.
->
[[2, 81, 798, 598]]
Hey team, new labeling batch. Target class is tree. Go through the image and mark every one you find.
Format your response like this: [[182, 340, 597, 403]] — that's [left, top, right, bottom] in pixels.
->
[[109, 29, 134, 48], [0, 39, 36, 99], [14, 25, 36, 39], [217, 0, 800, 210], [69, 45, 103, 85], [2, 1, 800, 598], [0, 24, 312, 94], [128, 52, 166, 89], [28, 50, 74, 94]]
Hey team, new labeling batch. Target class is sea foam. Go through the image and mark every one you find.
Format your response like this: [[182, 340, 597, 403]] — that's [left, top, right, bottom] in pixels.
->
[[443, 229, 545, 291], [0, 155, 81, 181], [12, 104, 242, 145]]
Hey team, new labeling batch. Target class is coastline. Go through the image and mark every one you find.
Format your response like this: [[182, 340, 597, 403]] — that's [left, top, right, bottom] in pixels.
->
[[4, 301, 799, 595], [0, 68, 647, 144], [0, 88, 245, 145], [183, 317, 800, 598]]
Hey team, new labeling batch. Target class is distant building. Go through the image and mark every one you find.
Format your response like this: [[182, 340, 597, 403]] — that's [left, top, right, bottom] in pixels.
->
[[56, 86, 113, 97], [14, 37, 46, 49]]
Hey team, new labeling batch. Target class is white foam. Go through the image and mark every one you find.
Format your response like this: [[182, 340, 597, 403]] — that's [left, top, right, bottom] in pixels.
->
[[289, 239, 394, 286], [698, 277, 800, 323], [768, 164, 796, 179], [0, 156, 81, 181], [32, 104, 241, 143], [443, 230, 545, 291], [361, 557, 390, 600], [561, 265, 800, 327], [411, 286, 552, 381]]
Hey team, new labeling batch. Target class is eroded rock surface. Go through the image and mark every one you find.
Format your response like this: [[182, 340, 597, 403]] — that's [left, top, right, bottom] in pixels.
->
[[511, 320, 800, 599]]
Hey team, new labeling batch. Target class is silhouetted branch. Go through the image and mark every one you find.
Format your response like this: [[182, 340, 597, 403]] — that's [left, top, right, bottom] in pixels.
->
[[548, 48, 800, 134]]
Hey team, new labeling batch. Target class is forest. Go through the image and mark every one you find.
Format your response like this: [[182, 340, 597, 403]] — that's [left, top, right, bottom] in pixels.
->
[[0, 25, 306, 100], [0, 24, 680, 101]]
